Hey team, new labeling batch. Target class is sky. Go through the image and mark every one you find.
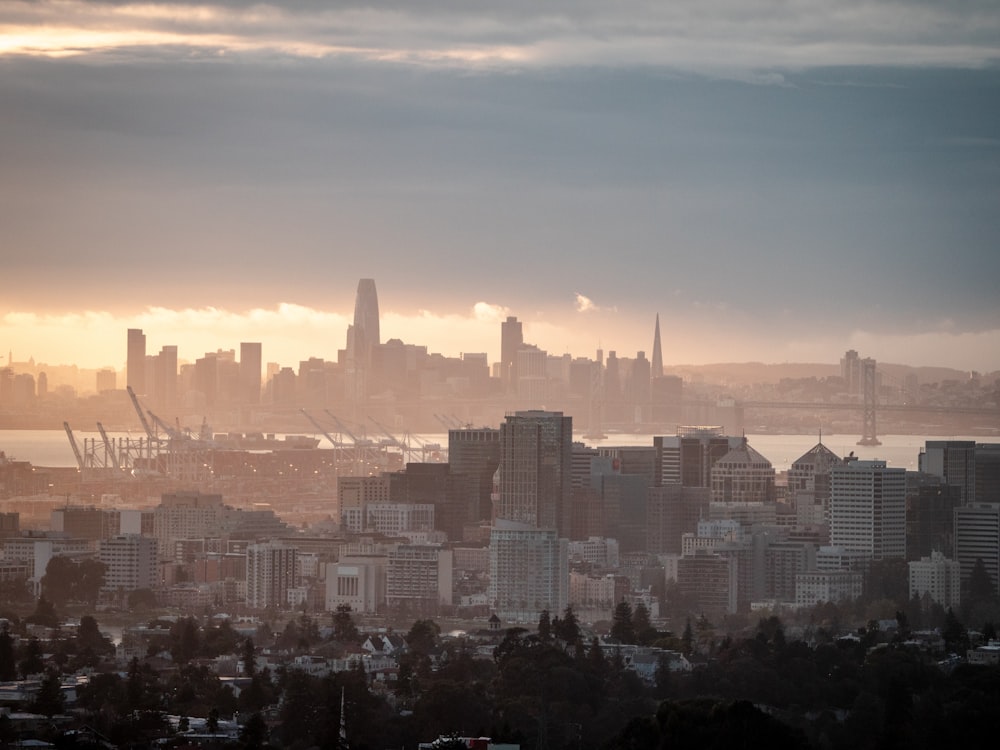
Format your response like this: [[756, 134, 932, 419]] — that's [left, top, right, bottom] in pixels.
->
[[1, 0, 999, 374]]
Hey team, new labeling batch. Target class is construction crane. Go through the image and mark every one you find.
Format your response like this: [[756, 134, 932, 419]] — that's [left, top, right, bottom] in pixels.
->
[[63, 421, 85, 471], [126, 386, 160, 443], [146, 408, 184, 441], [96, 422, 124, 472], [368, 416, 417, 462], [433, 413, 458, 430], [406, 430, 444, 463], [300, 409, 348, 448], [324, 411, 375, 447]]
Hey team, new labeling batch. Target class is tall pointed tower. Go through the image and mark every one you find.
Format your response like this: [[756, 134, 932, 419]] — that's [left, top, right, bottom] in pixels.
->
[[651, 313, 663, 378], [351, 278, 380, 368]]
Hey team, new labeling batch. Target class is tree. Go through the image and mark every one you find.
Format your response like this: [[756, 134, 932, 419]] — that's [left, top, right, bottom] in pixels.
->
[[78, 614, 112, 654], [26, 595, 59, 628], [19, 636, 44, 678], [242, 637, 257, 678], [942, 608, 967, 654], [240, 712, 268, 750], [654, 653, 672, 698], [332, 604, 360, 643], [633, 601, 656, 645], [405, 619, 441, 657], [537, 610, 552, 641], [40, 556, 105, 606], [207, 707, 220, 735], [32, 669, 65, 717], [681, 618, 694, 655], [610, 600, 635, 644], [552, 605, 581, 646], [172, 617, 200, 663], [0, 624, 15, 681]]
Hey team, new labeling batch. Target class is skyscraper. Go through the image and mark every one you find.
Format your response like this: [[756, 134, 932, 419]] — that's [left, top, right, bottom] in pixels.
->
[[449, 427, 501, 524], [829, 460, 906, 560], [495, 410, 573, 535], [919, 440, 977, 504], [351, 278, 381, 368], [500, 316, 523, 392], [651, 313, 663, 378], [154, 345, 178, 411], [126, 328, 146, 395], [240, 342, 263, 405]]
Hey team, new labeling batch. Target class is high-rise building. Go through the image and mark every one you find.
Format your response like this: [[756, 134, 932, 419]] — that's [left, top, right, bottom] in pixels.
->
[[127, 328, 146, 395], [448, 428, 501, 525], [787, 439, 843, 528], [154, 345, 178, 411], [495, 410, 573, 535], [100, 534, 158, 593], [841, 349, 860, 395], [500, 316, 523, 392], [240, 342, 263, 405], [909, 551, 961, 610], [654, 428, 738, 487], [352, 278, 381, 368], [977, 444, 1000, 504], [953, 503, 1000, 594], [651, 314, 663, 379], [488, 521, 568, 622], [829, 460, 906, 560], [246, 541, 297, 609], [385, 544, 453, 615], [919, 440, 977, 504], [906, 477, 962, 560], [710, 437, 776, 504]]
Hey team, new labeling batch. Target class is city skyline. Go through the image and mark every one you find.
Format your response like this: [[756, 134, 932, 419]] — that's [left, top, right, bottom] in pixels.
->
[[2, 1, 999, 373]]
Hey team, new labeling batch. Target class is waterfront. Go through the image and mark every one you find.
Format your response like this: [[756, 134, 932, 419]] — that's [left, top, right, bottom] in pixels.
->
[[0, 428, 985, 474]]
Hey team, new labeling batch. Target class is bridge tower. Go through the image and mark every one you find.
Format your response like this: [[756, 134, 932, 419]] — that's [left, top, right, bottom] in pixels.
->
[[857, 357, 881, 446]]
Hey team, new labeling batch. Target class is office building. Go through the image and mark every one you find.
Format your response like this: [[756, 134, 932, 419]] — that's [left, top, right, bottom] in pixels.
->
[[240, 342, 263, 405], [795, 570, 863, 607], [385, 544, 453, 615], [154, 345, 178, 411], [352, 278, 381, 368], [495, 410, 573, 535], [953, 503, 1000, 594], [100, 534, 158, 593], [654, 428, 739, 487], [246, 541, 297, 609], [709, 437, 776, 504], [500, 316, 523, 391], [919, 440, 977, 504], [829, 460, 906, 560], [906, 478, 962, 560], [650, 314, 663, 379], [787, 439, 843, 527], [909, 551, 961, 610], [676, 549, 738, 617], [153, 491, 225, 555], [126, 328, 146, 395], [448, 427, 501, 525], [488, 521, 568, 622]]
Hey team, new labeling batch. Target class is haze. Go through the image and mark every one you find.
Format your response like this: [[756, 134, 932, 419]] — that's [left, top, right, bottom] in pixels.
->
[[2, 0, 999, 372]]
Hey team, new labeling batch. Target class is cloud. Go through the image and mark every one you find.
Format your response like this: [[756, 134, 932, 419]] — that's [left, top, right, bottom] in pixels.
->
[[1, 0, 998, 72], [574, 293, 596, 313], [472, 302, 510, 323]]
